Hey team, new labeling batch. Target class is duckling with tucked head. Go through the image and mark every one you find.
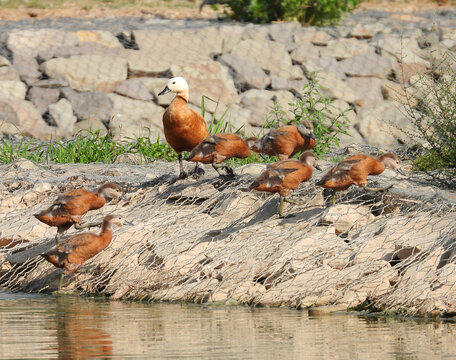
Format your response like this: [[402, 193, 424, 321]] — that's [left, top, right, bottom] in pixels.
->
[[250, 151, 320, 217], [186, 133, 252, 176], [159, 77, 209, 179], [316, 152, 404, 204], [34, 182, 124, 245], [248, 120, 316, 161]]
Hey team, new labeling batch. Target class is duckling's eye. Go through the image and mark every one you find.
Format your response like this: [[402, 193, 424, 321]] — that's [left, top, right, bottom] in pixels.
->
[[172, 81, 176, 84]]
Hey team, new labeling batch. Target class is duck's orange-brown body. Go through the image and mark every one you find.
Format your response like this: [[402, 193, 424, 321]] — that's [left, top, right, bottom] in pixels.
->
[[41, 216, 118, 273], [163, 96, 209, 153], [250, 125, 315, 160], [316, 154, 391, 191], [34, 189, 106, 233], [251, 156, 314, 197], [187, 133, 251, 164]]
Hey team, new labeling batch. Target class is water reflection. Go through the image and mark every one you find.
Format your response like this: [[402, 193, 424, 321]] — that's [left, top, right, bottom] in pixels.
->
[[54, 297, 113, 360], [0, 291, 455, 359]]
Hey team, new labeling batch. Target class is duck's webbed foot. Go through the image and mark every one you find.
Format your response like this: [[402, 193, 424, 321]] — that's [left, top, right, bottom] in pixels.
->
[[362, 184, 394, 192], [212, 161, 235, 177], [283, 197, 307, 206], [74, 221, 103, 230], [191, 162, 205, 178]]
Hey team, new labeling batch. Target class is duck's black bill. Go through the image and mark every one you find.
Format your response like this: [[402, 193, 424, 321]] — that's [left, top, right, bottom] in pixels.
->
[[315, 164, 322, 171], [310, 131, 316, 140], [158, 86, 171, 96]]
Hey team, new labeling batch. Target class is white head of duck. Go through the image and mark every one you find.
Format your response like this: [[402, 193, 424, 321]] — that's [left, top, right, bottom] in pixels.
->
[[158, 77, 189, 102]]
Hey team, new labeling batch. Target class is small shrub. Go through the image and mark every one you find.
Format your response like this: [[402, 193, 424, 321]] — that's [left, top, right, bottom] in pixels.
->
[[400, 51, 456, 188], [264, 78, 350, 157], [205, 0, 363, 25]]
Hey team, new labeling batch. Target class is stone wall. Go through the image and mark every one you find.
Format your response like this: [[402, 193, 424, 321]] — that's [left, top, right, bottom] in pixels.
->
[[0, 8, 455, 147], [0, 149, 455, 316]]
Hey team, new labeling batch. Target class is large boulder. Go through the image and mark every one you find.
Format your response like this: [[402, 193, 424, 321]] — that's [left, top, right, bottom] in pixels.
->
[[345, 77, 386, 109], [0, 80, 27, 99], [170, 61, 239, 105], [29, 87, 60, 115], [0, 98, 55, 139], [314, 72, 357, 103], [107, 94, 165, 141], [62, 87, 113, 122], [230, 39, 294, 79], [338, 51, 396, 78], [319, 38, 373, 60], [48, 99, 77, 138], [0, 56, 20, 81], [41, 55, 128, 92], [218, 53, 269, 90]]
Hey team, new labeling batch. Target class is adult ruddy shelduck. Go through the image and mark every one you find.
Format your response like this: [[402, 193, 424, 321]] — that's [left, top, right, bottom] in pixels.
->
[[316, 153, 403, 204], [158, 77, 209, 179], [186, 133, 251, 176], [41, 214, 126, 290], [248, 120, 316, 160], [250, 151, 320, 217], [34, 183, 123, 245]]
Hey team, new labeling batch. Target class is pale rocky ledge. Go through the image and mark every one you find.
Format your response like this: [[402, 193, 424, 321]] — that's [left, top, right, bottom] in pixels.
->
[[0, 147, 455, 317]]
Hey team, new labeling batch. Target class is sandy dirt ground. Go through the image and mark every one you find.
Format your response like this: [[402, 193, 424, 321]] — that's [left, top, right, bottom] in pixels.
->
[[0, 0, 453, 21]]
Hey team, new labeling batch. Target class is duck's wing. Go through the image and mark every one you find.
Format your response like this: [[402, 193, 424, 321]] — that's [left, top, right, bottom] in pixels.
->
[[316, 158, 362, 185]]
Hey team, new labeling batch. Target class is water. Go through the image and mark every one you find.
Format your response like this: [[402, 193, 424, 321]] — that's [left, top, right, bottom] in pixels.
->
[[0, 291, 455, 359]]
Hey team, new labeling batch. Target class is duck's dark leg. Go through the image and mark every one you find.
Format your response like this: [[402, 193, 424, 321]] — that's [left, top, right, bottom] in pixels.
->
[[362, 184, 394, 192], [178, 154, 188, 179], [279, 195, 285, 218], [55, 233, 61, 246]]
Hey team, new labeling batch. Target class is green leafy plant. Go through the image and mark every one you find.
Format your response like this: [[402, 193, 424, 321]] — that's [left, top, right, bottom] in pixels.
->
[[264, 78, 350, 157], [203, 0, 363, 25], [399, 51, 456, 188]]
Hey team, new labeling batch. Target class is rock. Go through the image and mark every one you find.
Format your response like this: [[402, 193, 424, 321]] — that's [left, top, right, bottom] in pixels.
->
[[41, 55, 128, 92], [54, 42, 126, 58], [222, 104, 255, 135], [0, 98, 55, 139], [393, 62, 428, 83], [349, 23, 375, 39], [320, 205, 375, 235], [374, 35, 429, 65], [290, 42, 320, 64], [239, 89, 274, 126], [294, 27, 332, 45], [32, 78, 68, 88], [314, 72, 357, 103], [319, 38, 373, 60], [114, 79, 153, 101], [107, 94, 165, 141], [218, 53, 269, 90], [381, 81, 418, 107], [170, 61, 238, 105], [74, 30, 122, 48], [12, 55, 40, 79], [0, 80, 27, 99], [48, 99, 77, 137], [338, 51, 396, 78], [230, 39, 294, 79], [357, 101, 414, 147], [269, 23, 297, 44], [345, 77, 385, 109], [270, 77, 308, 96], [6, 29, 78, 60], [29, 87, 60, 115], [241, 26, 270, 42], [125, 50, 173, 75], [62, 87, 113, 122], [302, 56, 346, 79], [0, 56, 20, 81], [272, 90, 296, 113], [73, 118, 107, 136]]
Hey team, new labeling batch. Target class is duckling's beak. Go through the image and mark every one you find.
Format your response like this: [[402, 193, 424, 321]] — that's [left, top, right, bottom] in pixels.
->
[[310, 131, 316, 140], [396, 167, 406, 176], [124, 220, 134, 226], [315, 164, 322, 171], [120, 195, 128, 201], [158, 86, 171, 96]]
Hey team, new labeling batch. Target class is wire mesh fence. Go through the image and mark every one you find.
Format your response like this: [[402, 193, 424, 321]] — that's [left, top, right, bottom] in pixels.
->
[[0, 151, 455, 316]]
